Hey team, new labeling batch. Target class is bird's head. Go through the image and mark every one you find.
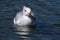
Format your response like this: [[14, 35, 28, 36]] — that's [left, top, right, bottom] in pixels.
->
[[23, 6, 31, 16]]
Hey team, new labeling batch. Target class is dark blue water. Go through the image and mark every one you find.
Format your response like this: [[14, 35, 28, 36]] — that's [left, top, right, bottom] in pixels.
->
[[0, 0, 60, 40]]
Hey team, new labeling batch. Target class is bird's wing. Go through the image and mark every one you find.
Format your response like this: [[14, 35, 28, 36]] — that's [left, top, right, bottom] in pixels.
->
[[29, 11, 36, 26], [31, 12, 36, 22]]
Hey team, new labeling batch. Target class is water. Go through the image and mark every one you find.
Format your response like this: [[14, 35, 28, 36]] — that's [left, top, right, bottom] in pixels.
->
[[0, 0, 60, 40]]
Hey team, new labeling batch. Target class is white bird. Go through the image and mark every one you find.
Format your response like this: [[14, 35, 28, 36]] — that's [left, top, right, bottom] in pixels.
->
[[13, 6, 36, 35]]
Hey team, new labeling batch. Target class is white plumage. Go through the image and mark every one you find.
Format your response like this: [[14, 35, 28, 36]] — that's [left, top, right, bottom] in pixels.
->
[[13, 6, 35, 36], [14, 14, 32, 26]]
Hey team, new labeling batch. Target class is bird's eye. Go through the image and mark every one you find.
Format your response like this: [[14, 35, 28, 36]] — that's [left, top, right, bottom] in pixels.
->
[[25, 10, 26, 12]]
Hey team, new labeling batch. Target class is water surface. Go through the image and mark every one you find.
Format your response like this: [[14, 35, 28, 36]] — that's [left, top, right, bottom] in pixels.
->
[[0, 0, 60, 40]]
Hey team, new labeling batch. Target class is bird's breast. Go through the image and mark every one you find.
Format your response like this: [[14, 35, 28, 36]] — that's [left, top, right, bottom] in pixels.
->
[[14, 15, 32, 26], [20, 16, 32, 26]]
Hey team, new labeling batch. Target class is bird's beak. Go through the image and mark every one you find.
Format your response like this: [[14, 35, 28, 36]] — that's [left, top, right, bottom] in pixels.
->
[[26, 12, 31, 16], [29, 12, 31, 15]]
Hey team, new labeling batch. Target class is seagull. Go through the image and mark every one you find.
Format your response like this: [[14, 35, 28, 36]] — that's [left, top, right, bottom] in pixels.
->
[[13, 6, 36, 35]]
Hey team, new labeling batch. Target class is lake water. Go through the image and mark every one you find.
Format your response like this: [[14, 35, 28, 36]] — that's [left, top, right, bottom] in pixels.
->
[[0, 0, 60, 40]]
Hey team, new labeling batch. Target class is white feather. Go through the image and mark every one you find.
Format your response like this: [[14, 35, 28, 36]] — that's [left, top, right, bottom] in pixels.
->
[[13, 6, 34, 35]]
